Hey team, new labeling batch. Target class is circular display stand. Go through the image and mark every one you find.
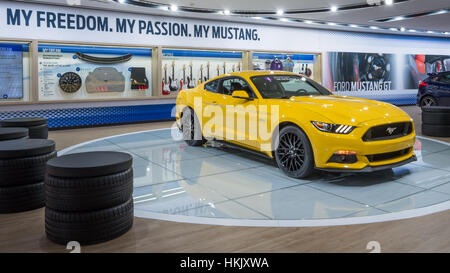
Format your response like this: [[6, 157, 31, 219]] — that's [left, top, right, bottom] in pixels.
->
[[59, 128, 450, 227]]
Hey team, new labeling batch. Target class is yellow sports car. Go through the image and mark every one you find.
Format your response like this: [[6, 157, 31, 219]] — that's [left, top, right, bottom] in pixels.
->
[[175, 71, 416, 178]]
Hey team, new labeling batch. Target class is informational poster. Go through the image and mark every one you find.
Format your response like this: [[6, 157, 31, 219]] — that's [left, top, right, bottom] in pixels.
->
[[38, 44, 152, 101], [161, 49, 242, 95], [404, 54, 450, 89], [252, 52, 316, 80], [0, 43, 25, 99]]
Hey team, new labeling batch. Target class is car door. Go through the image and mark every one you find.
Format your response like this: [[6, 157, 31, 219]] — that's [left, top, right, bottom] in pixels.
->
[[437, 74, 450, 105], [200, 79, 225, 139], [217, 77, 260, 149]]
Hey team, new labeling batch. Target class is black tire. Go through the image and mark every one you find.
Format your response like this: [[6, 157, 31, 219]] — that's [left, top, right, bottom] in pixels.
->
[[420, 96, 438, 107], [28, 124, 48, 139], [422, 111, 450, 125], [0, 117, 47, 128], [422, 124, 450, 137], [0, 128, 28, 141], [0, 151, 57, 187], [45, 168, 133, 212], [181, 107, 207, 146], [0, 182, 45, 213], [273, 126, 314, 179], [45, 199, 134, 245]]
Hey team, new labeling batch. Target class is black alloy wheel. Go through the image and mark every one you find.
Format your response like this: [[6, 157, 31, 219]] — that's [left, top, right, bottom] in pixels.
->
[[181, 108, 207, 146], [420, 96, 437, 107], [274, 126, 314, 178]]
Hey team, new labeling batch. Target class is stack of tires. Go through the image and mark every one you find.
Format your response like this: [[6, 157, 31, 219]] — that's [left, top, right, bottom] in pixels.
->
[[45, 151, 134, 245], [422, 107, 450, 137], [0, 127, 29, 141], [0, 117, 48, 139], [0, 139, 56, 213]]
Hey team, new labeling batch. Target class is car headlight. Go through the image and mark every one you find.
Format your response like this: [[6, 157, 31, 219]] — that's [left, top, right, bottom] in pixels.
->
[[311, 121, 355, 134]]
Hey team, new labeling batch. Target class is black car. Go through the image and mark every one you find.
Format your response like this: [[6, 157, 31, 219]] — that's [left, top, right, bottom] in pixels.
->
[[417, 71, 450, 107]]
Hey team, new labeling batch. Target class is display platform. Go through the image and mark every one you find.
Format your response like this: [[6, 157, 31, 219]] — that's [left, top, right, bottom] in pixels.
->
[[59, 128, 450, 227]]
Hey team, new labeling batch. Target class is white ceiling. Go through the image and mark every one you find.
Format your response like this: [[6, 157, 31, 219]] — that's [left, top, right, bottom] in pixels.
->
[[13, 0, 450, 36]]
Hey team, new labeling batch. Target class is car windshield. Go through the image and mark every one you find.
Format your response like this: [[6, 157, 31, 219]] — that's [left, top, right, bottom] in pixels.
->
[[250, 75, 331, 99]]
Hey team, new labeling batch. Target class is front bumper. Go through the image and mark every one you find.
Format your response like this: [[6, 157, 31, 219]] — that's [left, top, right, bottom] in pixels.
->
[[316, 154, 417, 173], [311, 116, 416, 171]]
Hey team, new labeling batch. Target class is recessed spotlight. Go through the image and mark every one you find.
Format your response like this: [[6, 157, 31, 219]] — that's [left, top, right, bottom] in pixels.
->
[[328, 22, 336, 26], [170, 4, 178, 12], [304, 20, 313, 24], [251, 16, 263, 20], [277, 9, 284, 15], [223, 9, 231, 15], [370, 26, 379, 29], [400, 27, 406, 31], [349, 24, 358, 28], [330, 6, 338, 12], [385, 0, 393, 5], [280, 18, 288, 22]]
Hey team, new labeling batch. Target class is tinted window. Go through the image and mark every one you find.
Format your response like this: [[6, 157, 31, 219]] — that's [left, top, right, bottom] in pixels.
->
[[437, 74, 450, 84], [221, 77, 252, 96], [204, 79, 220, 93], [251, 75, 330, 99]]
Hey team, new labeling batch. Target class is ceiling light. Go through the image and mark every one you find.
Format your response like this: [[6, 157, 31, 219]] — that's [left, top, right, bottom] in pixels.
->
[[251, 16, 263, 19], [118, 0, 125, 3], [328, 22, 336, 26], [349, 24, 358, 28], [433, 10, 447, 15], [330, 6, 338, 12], [305, 20, 313, 24], [385, 0, 393, 5], [370, 26, 379, 29], [400, 27, 406, 31], [277, 9, 284, 15], [390, 27, 398, 31], [280, 18, 288, 22], [159, 6, 169, 11], [427, 30, 434, 34], [408, 29, 416, 32], [223, 9, 231, 15], [393, 16, 404, 21], [170, 4, 178, 12]]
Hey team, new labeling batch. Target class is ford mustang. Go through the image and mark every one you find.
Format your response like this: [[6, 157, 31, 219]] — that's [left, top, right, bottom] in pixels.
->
[[175, 71, 416, 178]]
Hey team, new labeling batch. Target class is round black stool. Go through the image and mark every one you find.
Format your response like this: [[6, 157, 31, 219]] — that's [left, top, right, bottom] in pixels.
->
[[0, 127, 28, 141], [0, 139, 56, 213], [0, 117, 48, 139], [422, 106, 450, 137], [45, 151, 134, 245]]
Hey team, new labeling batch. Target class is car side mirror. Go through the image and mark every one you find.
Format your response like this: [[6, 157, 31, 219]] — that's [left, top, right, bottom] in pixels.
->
[[232, 90, 252, 100]]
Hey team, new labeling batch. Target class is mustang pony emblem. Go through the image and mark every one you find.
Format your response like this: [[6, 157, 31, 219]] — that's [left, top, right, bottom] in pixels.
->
[[386, 127, 397, 135]]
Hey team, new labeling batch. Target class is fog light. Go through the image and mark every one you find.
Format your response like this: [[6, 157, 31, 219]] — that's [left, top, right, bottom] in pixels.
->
[[328, 151, 357, 163]]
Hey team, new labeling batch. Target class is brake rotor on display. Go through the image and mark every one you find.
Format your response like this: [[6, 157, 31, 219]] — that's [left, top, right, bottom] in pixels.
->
[[358, 54, 390, 82], [59, 72, 82, 93]]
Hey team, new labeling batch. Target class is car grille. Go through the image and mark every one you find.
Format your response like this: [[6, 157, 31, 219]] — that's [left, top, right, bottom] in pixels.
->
[[366, 148, 411, 163], [362, 122, 413, 141]]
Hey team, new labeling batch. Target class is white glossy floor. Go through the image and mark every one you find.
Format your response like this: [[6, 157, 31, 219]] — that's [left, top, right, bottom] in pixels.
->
[[59, 128, 450, 226]]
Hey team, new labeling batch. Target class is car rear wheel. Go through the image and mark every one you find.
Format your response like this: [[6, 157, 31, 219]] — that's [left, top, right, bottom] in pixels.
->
[[274, 126, 314, 179], [420, 96, 438, 107], [181, 108, 207, 146]]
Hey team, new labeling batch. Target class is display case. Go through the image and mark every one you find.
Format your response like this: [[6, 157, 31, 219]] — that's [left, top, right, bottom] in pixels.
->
[[0, 42, 31, 103], [252, 52, 319, 81], [161, 49, 243, 95], [38, 44, 153, 101]]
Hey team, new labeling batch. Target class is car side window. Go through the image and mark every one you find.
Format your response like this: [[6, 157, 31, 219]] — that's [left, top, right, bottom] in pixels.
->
[[439, 74, 450, 84], [204, 79, 220, 93], [221, 77, 252, 96]]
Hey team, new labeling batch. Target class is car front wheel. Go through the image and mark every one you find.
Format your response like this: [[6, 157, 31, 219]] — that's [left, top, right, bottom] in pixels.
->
[[420, 96, 437, 107], [274, 126, 314, 179]]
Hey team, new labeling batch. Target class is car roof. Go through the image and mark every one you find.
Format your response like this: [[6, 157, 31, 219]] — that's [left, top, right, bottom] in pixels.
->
[[223, 70, 300, 77]]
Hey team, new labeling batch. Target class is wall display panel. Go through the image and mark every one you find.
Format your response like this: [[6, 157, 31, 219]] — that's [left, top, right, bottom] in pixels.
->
[[38, 44, 152, 101], [161, 49, 243, 95], [404, 54, 450, 89], [0, 42, 30, 102], [252, 52, 317, 80]]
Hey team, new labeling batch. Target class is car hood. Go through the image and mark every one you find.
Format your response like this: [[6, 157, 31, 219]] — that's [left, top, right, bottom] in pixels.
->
[[287, 95, 409, 125]]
